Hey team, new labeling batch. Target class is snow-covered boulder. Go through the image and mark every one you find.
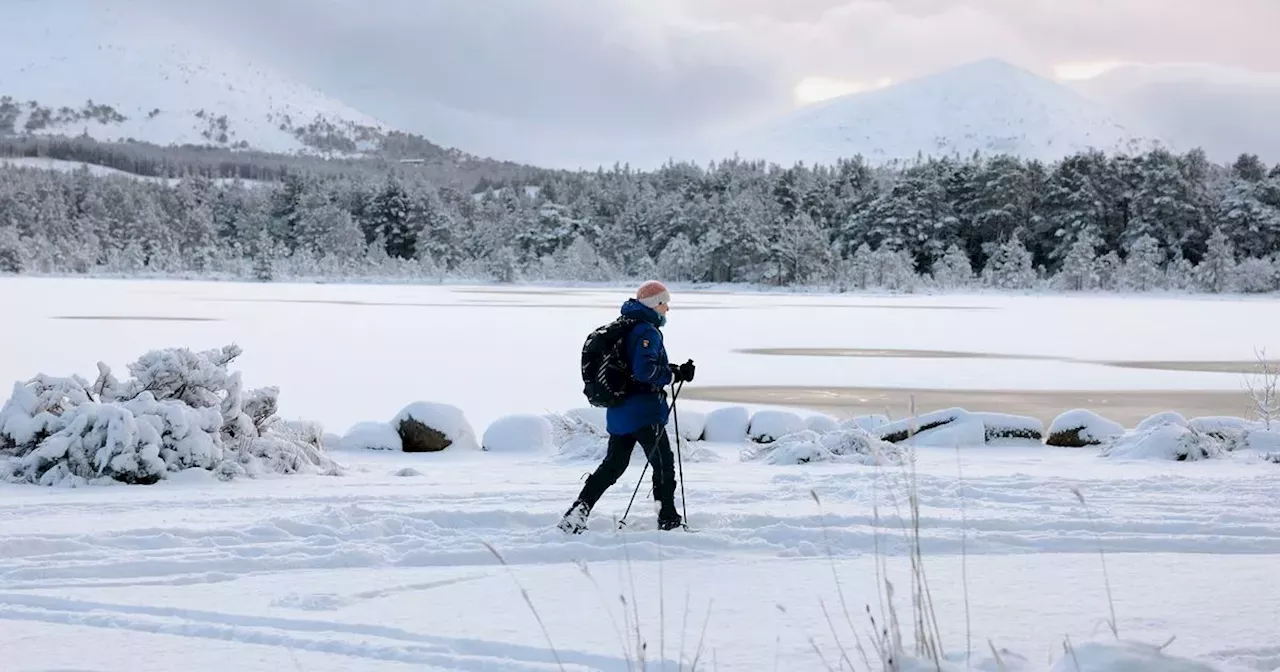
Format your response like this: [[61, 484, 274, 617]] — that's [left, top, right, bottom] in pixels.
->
[[666, 409, 706, 442], [393, 402, 479, 452], [482, 414, 554, 454], [1245, 428, 1280, 452], [1100, 424, 1226, 461], [973, 412, 1044, 444], [748, 410, 805, 443], [703, 406, 750, 443], [339, 421, 402, 451], [876, 408, 985, 447], [1135, 411, 1188, 432], [0, 344, 338, 486], [804, 414, 838, 434], [1046, 409, 1126, 447], [839, 414, 891, 434], [743, 428, 907, 466]]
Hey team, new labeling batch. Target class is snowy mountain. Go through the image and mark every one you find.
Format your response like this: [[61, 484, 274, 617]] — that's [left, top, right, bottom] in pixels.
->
[[717, 58, 1164, 167], [2, 1, 392, 155], [1068, 63, 1280, 164]]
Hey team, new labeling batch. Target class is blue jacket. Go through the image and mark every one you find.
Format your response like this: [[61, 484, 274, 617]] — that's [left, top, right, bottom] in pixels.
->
[[605, 299, 674, 435]]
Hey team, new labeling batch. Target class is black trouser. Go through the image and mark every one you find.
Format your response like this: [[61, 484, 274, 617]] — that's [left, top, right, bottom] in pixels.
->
[[575, 423, 677, 516]]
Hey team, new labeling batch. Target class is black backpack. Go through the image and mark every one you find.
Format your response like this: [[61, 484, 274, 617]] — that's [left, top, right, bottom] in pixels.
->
[[580, 316, 642, 408]]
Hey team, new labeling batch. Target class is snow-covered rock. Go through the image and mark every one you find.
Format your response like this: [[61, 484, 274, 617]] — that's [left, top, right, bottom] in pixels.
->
[[482, 414, 554, 454], [743, 427, 907, 466], [667, 409, 706, 442], [0, 344, 337, 486], [1101, 424, 1226, 461], [1136, 411, 1189, 432], [973, 412, 1044, 444], [840, 414, 891, 433], [748, 410, 805, 444], [1046, 409, 1126, 447], [877, 408, 986, 447], [1245, 428, 1280, 452], [703, 406, 750, 443], [339, 421, 402, 451], [804, 414, 838, 434], [393, 402, 479, 453]]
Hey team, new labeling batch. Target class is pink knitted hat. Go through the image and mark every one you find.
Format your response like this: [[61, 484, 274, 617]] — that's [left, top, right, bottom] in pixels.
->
[[636, 280, 670, 309]]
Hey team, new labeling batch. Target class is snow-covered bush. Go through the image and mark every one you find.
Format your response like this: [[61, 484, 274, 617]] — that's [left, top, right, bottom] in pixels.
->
[[482, 414, 554, 454], [703, 406, 750, 443], [0, 344, 338, 486], [1046, 409, 1126, 447], [565, 407, 606, 432], [393, 402, 479, 452], [1100, 424, 1227, 461], [973, 412, 1044, 444], [340, 421, 403, 451], [548, 412, 610, 462], [742, 427, 907, 466], [748, 410, 805, 443], [876, 408, 985, 446]]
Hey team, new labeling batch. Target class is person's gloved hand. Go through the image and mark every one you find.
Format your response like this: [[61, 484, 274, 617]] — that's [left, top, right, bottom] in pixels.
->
[[677, 359, 695, 383]]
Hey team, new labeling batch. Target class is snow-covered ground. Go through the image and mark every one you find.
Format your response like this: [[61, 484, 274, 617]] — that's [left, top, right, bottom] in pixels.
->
[[3, 277, 1280, 671]]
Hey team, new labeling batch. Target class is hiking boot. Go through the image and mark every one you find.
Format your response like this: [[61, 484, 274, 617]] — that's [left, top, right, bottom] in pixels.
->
[[656, 499, 682, 531], [557, 499, 590, 534]]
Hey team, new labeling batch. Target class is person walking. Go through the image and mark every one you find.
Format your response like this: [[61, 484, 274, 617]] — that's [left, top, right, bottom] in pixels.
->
[[559, 280, 695, 533]]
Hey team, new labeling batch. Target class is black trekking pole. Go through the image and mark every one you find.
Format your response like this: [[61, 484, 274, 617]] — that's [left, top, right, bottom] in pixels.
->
[[670, 380, 688, 528], [616, 460, 649, 530]]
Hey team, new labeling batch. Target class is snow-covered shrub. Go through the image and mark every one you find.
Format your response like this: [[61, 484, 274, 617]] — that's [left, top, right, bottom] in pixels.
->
[[482, 414, 554, 454], [565, 407, 607, 432], [666, 409, 706, 442], [1245, 428, 1280, 453], [339, 421, 402, 451], [972, 412, 1044, 444], [804, 413, 838, 434], [1046, 409, 1126, 447], [743, 428, 907, 466], [548, 412, 610, 462], [0, 344, 337, 486], [703, 406, 750, 443], [748, 410, 805, 443], [1100, 424, 1226, 461], [876, 408, 985, 446], [393, 402, 479, 452]]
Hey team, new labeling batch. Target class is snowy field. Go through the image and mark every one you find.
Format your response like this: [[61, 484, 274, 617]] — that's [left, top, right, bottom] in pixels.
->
[[3, 277, 1280, 671]]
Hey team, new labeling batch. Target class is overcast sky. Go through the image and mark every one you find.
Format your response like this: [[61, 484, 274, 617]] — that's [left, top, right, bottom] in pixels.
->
[[138, 0, 1280, 167]]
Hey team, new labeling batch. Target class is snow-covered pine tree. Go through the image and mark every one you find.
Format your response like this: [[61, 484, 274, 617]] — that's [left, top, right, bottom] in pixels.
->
[[981, 230, 1037, 290], [1118, 234, 1166, 292], [930, 243, 973, 289], [1054, 228, 1103, 291], [1194, 228, 1237, 293]]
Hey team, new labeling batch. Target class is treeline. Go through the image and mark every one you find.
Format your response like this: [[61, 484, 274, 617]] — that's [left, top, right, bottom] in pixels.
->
[[0, 132, 543, 190], [2, 144, 1279, 293]]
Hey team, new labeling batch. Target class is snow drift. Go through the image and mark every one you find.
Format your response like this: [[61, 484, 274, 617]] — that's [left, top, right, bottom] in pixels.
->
[[0, 344, 338, 486]]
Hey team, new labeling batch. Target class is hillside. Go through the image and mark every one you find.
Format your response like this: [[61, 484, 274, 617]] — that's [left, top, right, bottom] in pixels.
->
[[1069, 63, 1280, 164], [2, 1, 394, 155], [717, 58, 1164, 167]]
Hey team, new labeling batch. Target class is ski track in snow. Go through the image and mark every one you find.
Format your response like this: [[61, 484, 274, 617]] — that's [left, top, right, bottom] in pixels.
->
[[4, 453, 1279, 592]]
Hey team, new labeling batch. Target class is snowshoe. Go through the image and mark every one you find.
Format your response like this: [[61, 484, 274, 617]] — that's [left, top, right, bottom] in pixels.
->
[[557, 500, 590, 534]]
